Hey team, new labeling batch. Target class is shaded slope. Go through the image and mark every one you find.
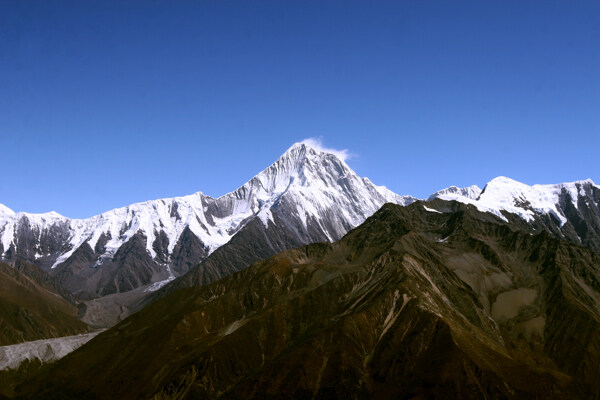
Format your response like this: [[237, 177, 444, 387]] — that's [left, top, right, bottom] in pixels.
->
[[147, 205, 346, 305], [0, 262, 88, 346], [18, 200, 600, 399], [10, 259, 78, 306]]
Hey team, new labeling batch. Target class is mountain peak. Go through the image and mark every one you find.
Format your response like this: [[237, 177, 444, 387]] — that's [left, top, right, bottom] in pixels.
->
[[228, 141, 411, 232], [251, 142, 351, 194], [287, 141, 312, 153], [479, 176, 531, 198], [482, 176, 530, 191], [282, 141, 346, 162], [279, 142, 313, 163], [285, 139, 351, 161]]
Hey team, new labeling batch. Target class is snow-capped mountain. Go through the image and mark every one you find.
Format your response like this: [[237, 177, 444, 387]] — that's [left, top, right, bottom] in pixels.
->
[[0, 142, 415, 299], [164, 175, 599, 300], [432, 176, 600, 253], [1, 140, 598, 301]]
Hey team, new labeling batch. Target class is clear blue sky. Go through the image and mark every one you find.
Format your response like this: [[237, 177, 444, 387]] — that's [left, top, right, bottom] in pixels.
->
[[1, 1, 598, 218]]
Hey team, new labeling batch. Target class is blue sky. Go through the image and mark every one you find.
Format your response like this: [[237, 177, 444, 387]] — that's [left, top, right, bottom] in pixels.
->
[[1, 1, 598, 218]]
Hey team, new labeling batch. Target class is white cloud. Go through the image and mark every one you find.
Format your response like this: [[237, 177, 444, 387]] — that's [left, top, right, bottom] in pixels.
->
[[300, 137, 353, 161]]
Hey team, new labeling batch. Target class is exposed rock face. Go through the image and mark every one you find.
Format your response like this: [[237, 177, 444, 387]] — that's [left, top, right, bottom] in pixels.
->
[[0, 214, 72, 270], [169, 227, 210, 276], [0, 143, 413, 299], [18, 200, 600, 399]]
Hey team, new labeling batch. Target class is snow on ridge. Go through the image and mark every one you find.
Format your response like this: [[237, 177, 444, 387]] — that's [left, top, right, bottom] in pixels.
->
[[2, 139, 595, 273], [428, 185, 482, 202], [363, 177, 416, 206], [0, 209, 71, 260], [2, 148, 315, 265], [50, 192, 236, 268], [0, 204, 15, 216], [435, 176, 598, 225]]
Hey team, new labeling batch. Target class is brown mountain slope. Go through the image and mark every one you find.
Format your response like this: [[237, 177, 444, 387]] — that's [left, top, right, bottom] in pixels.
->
[[0, 261, 88, 346], [10, 259, 79, 306], [17, 200, 600, 399]]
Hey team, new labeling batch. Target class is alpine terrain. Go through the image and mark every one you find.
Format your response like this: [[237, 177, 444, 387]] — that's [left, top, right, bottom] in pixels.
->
[[16, 197, 600, 399], [0, 142, 599, 399], [0, 143, 414, 324]]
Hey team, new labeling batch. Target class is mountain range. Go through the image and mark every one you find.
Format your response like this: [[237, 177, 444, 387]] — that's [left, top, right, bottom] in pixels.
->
[[1, 143, 597, 304], [1, 142, 599, 398], [0, 143, 413, 302], [16, 198, 600, 399]]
